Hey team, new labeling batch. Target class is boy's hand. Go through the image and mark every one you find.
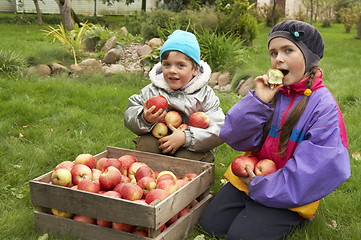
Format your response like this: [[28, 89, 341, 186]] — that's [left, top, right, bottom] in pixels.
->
[[143, 100, 167, 124], [254, 75, 283, 103], [238, 166, 256, 185], [158, 124, 186, 155]]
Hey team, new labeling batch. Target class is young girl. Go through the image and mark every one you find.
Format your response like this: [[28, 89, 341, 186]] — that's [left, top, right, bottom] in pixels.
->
[[199, 20, 351, 239], [124, 30, 224, 162]]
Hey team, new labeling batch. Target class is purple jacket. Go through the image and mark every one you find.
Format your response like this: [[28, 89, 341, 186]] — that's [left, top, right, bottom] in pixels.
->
[[221, 69, 350, 209]]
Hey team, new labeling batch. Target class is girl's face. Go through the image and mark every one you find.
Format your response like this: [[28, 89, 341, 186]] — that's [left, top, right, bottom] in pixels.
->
[[162, 51, 199, 90], [269, 37, 306, 86]]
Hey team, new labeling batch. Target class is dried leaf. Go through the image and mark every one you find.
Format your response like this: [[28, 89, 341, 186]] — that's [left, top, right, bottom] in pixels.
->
[[219, 163, 225, 167], [220, 178, 228, 186], [22, 125, 29, 128], [327, 220, 337, 228], [351, 152, 361, 161], [194, 234, 206, 240], [19, 133, 24, 138], [38, 233, 49, 240]]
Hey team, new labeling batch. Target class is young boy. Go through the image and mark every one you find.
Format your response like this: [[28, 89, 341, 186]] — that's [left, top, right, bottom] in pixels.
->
[[124, 30, 224, 162]]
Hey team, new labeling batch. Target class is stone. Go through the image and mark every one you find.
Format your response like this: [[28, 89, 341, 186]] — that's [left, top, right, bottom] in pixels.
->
[[101, 36, 117, 53], [103, 48, 123, 64], [238, 77, 254, 96], [71, 58, 102, 75], [50, 63, 70, 75], [209, 72, 221, 87], [28, 64, 51, 76], [148, 38, 163, 49], [217, 72, 230, 87], [136, 45, 152, 57], [103, 64, 126, 75]]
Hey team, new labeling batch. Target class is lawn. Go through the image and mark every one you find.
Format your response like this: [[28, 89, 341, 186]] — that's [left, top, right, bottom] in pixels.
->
[[0, 19, 360, 240]]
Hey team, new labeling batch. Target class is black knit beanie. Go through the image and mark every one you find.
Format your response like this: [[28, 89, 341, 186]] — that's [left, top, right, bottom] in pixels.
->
[[268, 20, 324, 74]]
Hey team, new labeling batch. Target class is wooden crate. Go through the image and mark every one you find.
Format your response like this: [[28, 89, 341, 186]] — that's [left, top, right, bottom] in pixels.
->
[[29, 146, 214, 239]]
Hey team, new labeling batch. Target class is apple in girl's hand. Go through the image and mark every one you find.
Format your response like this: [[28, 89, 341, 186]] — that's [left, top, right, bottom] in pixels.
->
[[255, 159, 277, 176], [99, 166, 122, 190], [71, 164, 92, 185], [152, 122, 169, 139], [118, 154, 138, 176], [231, 156, 259, 178], [164, 110, 182, 128], [147, 95, 169, 114], [74, 153, 95, 169], [189, 112, 210, 129], [54, 161, 75, 171], [51, 168, 72, 187]]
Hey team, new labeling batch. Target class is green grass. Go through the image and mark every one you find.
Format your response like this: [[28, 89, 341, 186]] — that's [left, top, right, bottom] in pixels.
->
[[0, 20, 360, 240]]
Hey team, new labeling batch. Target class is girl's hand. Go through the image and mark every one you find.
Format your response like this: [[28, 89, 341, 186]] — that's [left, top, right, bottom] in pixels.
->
[[143, 100, 167, 124], [158, 124, 186, 155], [238, 166, 256, 185], [254, 74, 283, 103]]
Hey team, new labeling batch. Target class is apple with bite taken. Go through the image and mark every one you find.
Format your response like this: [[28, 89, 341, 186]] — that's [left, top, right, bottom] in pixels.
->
[[231, 156, 259, 178], [255, 159, 277, 176]]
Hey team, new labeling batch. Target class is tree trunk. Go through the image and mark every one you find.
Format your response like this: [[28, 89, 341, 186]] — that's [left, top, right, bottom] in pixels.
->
[[271, 0, 276, 26], [55, 0, 74, 30], [33, 0, 43, 24], [141, 0, 146, 11], [357, 16, 361, 39]]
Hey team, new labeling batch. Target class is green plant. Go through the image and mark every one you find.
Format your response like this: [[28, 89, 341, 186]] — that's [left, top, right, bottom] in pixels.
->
[[43, 22, 92, 65], [194, 27, 251, 72], [0, 49, 26, 74], [339, 7, 359, 33], [83, 23, 115, 51]]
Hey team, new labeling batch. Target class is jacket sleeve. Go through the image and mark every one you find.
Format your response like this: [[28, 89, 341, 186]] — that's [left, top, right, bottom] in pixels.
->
[[123, 85, 156, 135], [220, 91, 274, 151], [248, 101, 351, 208], [184, 87, 225, 152]]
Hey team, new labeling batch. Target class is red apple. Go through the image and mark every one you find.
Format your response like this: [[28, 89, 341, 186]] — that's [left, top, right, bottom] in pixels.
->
[[178, 207, 191, 218], [78, 179, 100, 193], [120, 183, 143, 201], [183, 172, 198, 181], [156, 179, 178, 195], [113, 182, 125, 195], [135, 165, 155, 182], [71, 164, 92, 185], [74, 153, 95, 169], [102, 158, 122, 171], [102, 190, 121, 198], [156, 170, 177, 182], [96, 219, 112, 227], [146, 95, 168, 114], [73, 214, 96, 224], [112, 222, 136, 233], [152, 122, 169, 139], [99, 166, 122, 190], [91, 169, 102, 181], [95, 157, 108, 171], [132, 229, 148, 237], [231, 156, 259, 178], [54, 161, 75, 171], [118, 154, 138, 176], [51, 168, 72, 187], [164, 110, 182, 128], [255, 159, 277, 176], [137, 176, 157, 193], [133, 199, 147, 205], [189, 112, 210, 129], [128, 162, 148, 181], [145, 189, 170, 204], [120, 175, 130, 183], [175, 179, 189, 189], [166, 213, 179, 226]]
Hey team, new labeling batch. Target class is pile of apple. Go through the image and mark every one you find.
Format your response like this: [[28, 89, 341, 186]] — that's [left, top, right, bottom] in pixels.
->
[[50, 153, 199, 236], [231, 156, 278, 178], [147, 95, 210, 139]]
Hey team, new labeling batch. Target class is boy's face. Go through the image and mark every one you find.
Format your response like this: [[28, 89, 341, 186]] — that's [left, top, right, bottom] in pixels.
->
[[161, 51, 200, 90], [268, 37, 306, 86]]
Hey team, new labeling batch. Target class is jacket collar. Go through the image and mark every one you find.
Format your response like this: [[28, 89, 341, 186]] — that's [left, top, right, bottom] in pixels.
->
[[148, 60, 211, 94], [279, 68, 325, 97]]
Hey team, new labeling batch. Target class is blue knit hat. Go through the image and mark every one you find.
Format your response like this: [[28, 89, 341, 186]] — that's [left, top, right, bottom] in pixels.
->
[[160, 30, 201, 66]]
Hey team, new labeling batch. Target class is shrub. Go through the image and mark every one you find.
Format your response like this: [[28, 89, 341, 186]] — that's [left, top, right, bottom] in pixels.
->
[[140, 9, 175, 40], [0, 50, 26, 74]]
